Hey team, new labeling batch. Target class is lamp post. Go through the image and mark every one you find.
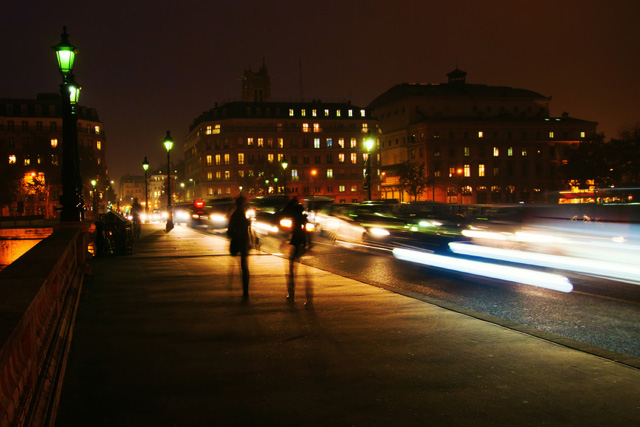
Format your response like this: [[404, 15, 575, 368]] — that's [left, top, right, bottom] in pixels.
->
[[53, 27, 83, 222], [364, 134, 375, 201], [310, 169, 317, 197], [91, 179, 97, 219], [163, 131, 174, 232], [142, 156, 149, 215], [281, 158, 288, 196]]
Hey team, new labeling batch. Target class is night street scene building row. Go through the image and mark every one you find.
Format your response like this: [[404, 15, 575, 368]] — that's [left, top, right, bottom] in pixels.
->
[[0, 93, 108, 217]]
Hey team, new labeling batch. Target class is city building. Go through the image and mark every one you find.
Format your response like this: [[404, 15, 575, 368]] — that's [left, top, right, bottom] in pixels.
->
[[0, 93, 108, 217], [184, 63, 378, 203], [368, 69, 598, 203]]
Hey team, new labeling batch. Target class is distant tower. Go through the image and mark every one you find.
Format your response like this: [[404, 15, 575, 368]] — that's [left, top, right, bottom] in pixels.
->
[[242, 59, 271, 102], [446, 67, 467, 84]]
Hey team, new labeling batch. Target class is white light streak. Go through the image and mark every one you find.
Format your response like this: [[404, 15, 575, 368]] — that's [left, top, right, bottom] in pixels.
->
[[392, 248, 573, 293]]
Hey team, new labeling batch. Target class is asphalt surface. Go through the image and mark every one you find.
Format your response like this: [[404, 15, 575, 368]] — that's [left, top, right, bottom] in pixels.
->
[[55, 223, 640, 426]]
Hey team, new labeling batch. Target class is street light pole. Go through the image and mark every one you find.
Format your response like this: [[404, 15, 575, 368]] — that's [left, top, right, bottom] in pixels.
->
[[310, 169, 317, 197], [281, 158, 289, 196], [364, 135, 375, 201], [142, 157, 149, 215], [164, 131, 174, 232], [53, 27, 83, 222], [91, 179, 97, 219]]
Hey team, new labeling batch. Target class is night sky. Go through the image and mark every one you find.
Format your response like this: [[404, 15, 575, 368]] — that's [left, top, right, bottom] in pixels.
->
[[2, 1, 639, 187]]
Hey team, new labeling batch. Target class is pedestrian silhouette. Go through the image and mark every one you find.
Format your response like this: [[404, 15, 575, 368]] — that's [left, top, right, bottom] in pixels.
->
[[227, 196, 251, 300], [287, 201, 312, 305]]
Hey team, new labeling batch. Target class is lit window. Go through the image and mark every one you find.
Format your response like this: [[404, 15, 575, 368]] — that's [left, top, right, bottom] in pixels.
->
[[267, 154, 274, 162], [360, 109, 366, 117], [238, 170, 244, 177], [258, 138, 264, 147], [289, 109, 294, 117], [247, 137, 254, 146], [9, 155, 16, 164], [522, 148, 528, 156], [213, 124, 221, 134], [351, 153, 357, 164], [348, 110, 353, 117], [549, 131, 554, 138], [207, 172, 213, 180], [464, 164, 471, 177], [507, 147, 513, 156], [327, 138, 332, 147], [478, 131, 484, 138], [291, 169, 298, 179], [478, 164, 485, 177], [238, 153, 244, 165], [49, 138, 58, 148], [97, 141, 102, 150], [224, 171, 230, 180], [224, 154, 229, 165], [208, 188, 214, 195], [327, 169, 333, 178], [338, 153, 345, 163], [350, 138, 357, 148], [362, 123, 368, 133], [24, 157, 30, 166], [336, 110, 341, 117], [206, 125, 212, 135], [301, 109, 306, 117], [324, 109, 330, 116], [449, 167, 456, 177], [302, 123, 309, 133], [493, 147, 499, 157], [312, 109, 317, 117], [314, 138, 320, 149], [351, 185, 357, 192], [278, 138, 284, 148], [580, 131, 586, 138], [339, 185, 345, 192], [206, 155, 212, 166], [95, 126, 100, 134], [51, 154, 58, 165], [215, 154, 221, 165], [338, 138, 345, 148], [464, 147, 470, 157], [216, 171, 221, 179], [313, 123, 320, 132]]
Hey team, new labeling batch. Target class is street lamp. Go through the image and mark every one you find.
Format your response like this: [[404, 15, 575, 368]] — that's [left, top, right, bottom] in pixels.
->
[[163, 131, 174, 232], [53, 27, 83, 222], [142, 156, 149, 215], [281, 157, 288, 196], [310, 169, 317, 197], [91, 179, 97, 219], [364, 134, 375, 201]]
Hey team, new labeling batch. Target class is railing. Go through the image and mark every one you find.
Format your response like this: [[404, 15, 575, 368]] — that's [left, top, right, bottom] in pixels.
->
[[0, 225, 88, 427]]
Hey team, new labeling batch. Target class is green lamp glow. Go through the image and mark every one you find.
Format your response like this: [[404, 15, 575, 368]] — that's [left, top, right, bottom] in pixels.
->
[[163, 130, 174, 152], [52, 27, 77, 77]]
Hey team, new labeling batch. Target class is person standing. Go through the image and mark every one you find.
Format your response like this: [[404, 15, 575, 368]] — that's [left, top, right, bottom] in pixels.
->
[[287, 201, 308, 303], [228, 196, 251, 300]]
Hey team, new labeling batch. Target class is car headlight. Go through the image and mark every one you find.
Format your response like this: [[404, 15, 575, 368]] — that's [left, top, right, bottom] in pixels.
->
[[369, 227, 390, 237]]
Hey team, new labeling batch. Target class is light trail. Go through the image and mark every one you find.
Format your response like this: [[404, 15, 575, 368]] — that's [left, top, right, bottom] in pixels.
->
[[392, 247, 573, 293]]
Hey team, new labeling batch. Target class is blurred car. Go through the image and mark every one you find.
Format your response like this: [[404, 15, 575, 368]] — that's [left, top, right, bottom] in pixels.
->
[[174, 202, 193, 225]]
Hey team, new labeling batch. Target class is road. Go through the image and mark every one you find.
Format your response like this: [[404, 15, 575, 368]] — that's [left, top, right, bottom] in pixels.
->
[[204, 227, 640, 359]]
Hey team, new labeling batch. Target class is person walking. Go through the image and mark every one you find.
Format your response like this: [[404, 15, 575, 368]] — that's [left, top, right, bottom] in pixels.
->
[[287, 201, 308, 303], [228, 196, 251, 300]]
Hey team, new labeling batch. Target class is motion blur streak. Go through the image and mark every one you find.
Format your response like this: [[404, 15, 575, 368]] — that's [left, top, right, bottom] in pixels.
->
[[392, 248, 573, 293], [449, 242, 640, 285]]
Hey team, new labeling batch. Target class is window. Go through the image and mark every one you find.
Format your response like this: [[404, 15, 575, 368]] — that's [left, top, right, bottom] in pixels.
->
[[267, 154, 274, 162], [324, 109, 329, 117], [493, 167, 499, 176], [338, 153, 345, 163], [97, 141, 102, 150], [95, 126, 101, 134], [302, 123, 309, 133], [464, 164, 470, 177], [313, 123, 320, 132], [549, 131, 554, 139], [478, 131, 484, 138], [580, 131, 586, 138], [350, 153, 357, 164], [206, 125, 212, 135], [207, 172, 213, 180], [301, 109, 306, 117], [351, 185, 357, 192], [8, 155, 16, 164], [258, 138, 264, 147], [50, 122, 57, 131], [291, 169, 298, 179], [522, 147, 528, 156], [478, 164, 485, 177], [507, 147, 513, 156], [247, 137, 254, 146], [362, 123, 368, 133], [350, 138, 357, 148], [51, 138, 58, 148], [24, 157, 30, 166], [360, 109, 366, 117], [289, 109, 294, 117], [326, 138, 332, 148], [215, 154, 221, 165], [327, 169, 333, 178], [216, 171, 221, 179], [36, 121, 42, 131], [51, 154, 58, 165], [336, 110, 341, 117], [312, 109, 317, 117], [349, 110, 353, 117], [464, 147, 470, 157], [314, 138, 320, 148], [338, 138, 345, 148], [339, 185, 345, 192], [224, 171, 230, 180], [278, 138, 284, 148], [213, 124, 220, 134], [493, 147, 499, 157], [238, 153, 244, 165]]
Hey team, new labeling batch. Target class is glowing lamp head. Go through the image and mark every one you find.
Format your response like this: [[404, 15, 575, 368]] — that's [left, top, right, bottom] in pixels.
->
[[67, 75, 81, 105], [311, 169, 317, 177], [142, 157, 149, 171], [53, 27, 77, 77], [364, 137, 375, 152], [281, 158, 288, 170], [163, 130, 174, 152], [91, 179, 97, 187]]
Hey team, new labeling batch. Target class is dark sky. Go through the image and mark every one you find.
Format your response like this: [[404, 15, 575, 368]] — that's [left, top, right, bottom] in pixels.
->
[[2, 1, 639, 187]]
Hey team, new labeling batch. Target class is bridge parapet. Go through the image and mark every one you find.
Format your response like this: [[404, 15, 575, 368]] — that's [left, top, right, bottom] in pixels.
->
[[0, 226, 87, 427]]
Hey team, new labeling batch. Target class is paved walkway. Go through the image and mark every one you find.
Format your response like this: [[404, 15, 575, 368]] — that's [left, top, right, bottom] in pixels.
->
[[55, 224, 640, 426]]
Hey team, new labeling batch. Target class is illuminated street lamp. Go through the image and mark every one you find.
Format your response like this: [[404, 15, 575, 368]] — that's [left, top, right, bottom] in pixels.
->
[[281, 157, 289, 196], [364, 134, 375, 201], [53, 27, 83, 222], [163, 131, 174, 232], [142, 157, 149, 215], [310, 169, 317, 197], [90, 179, 98, 219]]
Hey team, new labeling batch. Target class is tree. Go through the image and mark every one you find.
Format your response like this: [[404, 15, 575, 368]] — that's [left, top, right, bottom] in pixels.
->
[[611, 123, 640, 187], [398, 161, 431, 201], [560, 133, 613, 188]]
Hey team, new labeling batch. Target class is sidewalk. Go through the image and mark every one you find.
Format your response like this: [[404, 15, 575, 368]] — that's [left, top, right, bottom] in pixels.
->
[[55, 224, 640, 426]]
